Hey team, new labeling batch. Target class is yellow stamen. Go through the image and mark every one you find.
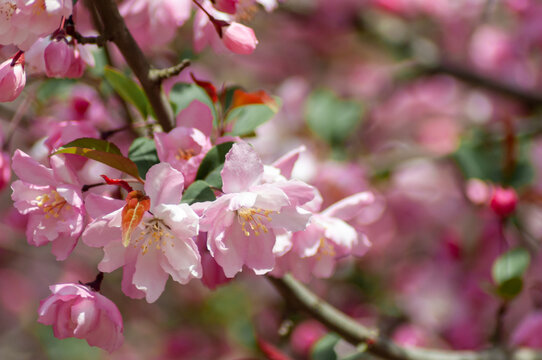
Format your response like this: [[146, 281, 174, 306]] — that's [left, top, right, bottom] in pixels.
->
[[133, 218, 175, 254], [176, 148, 196, 161], [237, 207, 274, 236], [35, 190, 69, 219]]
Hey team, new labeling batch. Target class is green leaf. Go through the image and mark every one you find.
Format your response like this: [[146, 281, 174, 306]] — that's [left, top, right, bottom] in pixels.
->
[[311, 333, 340, 360], [453, 130, 534, 188], [104, 66, 151, 119], [169, 83, 217, 122], [492, 247, 530, 300], [128, 137, 159, 180], [203, 164, 224, 189], [182, 180, 217, 204], [53, 140, 142, 182], [496, 277, 524, 300], [492, 247, 530, 285], [59, 138, 122, 155], [305, 90, 364, 147], [37, 79, 76, 102], [195, 142, 234, 184], [226, 103, 279, 137]]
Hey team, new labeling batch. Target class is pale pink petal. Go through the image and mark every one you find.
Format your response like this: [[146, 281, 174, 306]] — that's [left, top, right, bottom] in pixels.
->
[[272, 146, 305, 178], [84, 194, 124, 219], [144, 162, 185, 207], [176, 100, 214, 137], [269, 207, 311, 232], [133, 249, 169, 303], [71, 298, 98, 337], [221, 142, 263, 193], [161, 239, 202, 284], [98, 241, 126, 273], [12, 150, 55, 186], [51, 233, 79, 261], [322, 192, 375, 221], [245, 230, 276, 275]]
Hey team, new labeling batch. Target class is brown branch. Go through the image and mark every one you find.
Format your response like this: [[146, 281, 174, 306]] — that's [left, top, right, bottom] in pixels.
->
[[424, 62, 542, 108], [268, 275, 542, 360], [90, 0, 174, 132], [149, 59, 191, 82]]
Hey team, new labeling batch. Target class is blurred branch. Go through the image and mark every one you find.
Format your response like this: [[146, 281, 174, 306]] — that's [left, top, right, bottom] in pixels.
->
[[90, 0, 174, 132], [423, 62, 542, 107], [268, 274, 542, 360]]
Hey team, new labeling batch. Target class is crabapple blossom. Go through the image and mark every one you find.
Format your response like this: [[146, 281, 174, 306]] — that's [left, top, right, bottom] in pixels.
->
[[11, 150, 84, 260], [272, 192, 373, 282], [38, 283, 124, 352], [154, 126, 212, 186], [0, 0, 72, 50], [200, 142, 315, 277], [0, 151, 11, 192], [120, 0, 191, 51], [0, 54, 25, 102], [489, 186, 518, 217], [83, 163, 202, 303]]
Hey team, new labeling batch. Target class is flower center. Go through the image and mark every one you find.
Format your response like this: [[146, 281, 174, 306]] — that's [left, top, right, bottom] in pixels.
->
[[0, 1, 16, 21], [134, 218, 174, 255], [176, 148, 195, 161], [237, 207, 274, 236], [317, 237, 336, 258], [32, 0, 46, 14], [36, 190, 70, 219], [236, 0, 258, 21]]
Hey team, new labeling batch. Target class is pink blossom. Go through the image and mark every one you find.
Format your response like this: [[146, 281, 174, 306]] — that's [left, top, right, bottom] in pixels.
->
[[82, 163, 202, 303], [511, 312, 542, 348], [200, 142, 315, 277], [223, 22, 258, 55], [38, 283, 123, 352], [0, 0, 73, 50], [11, 150, 84, 260], [0, 55, 26, 102], [273, 192, 373, 282], [154, 127, 212, 186], [120, 0, 191, 51]]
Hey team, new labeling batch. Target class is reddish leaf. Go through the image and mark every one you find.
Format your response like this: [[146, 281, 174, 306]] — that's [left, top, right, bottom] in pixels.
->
[[257, 337, 292, 360], [191, 73, 218, 102], [121, 191, 150, 247], [101, 175, 134, 192], [232, 89, 278, 111]]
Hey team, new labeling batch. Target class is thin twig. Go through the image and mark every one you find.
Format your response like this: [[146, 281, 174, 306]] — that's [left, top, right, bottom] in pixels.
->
[[267, 274, 542, 360], [149, 59, 191, 82], [91, 0, 174, 132]]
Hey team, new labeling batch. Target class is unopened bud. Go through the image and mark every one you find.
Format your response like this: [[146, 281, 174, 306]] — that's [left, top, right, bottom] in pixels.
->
[[489, 186, 518, 217], [222, 22, 258, 54], [0, 54, 26, 102]]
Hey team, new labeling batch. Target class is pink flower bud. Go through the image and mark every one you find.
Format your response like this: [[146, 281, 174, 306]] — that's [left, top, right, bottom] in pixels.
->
[[489, 186, 518, 217], [64, 49, 85, 79], [0, 55, 26, 102], [44, 40, 73, 78], [290, 320, 327, 357], [38, 283, 124, 353], [214, 0, 238, 14], [0, 151, 11, 192], [222, 22, 258, 54]]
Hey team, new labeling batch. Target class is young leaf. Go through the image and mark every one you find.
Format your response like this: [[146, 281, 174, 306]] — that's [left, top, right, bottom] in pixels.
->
[[226, 103, 279, 137], [53, 140, 143, 182], [305, 89, 363, 147], [104, 66, 151, 119], [195, 142, 234, 183], [128, 137, 160, 180], [311, 333, 340, 360], [169, 82, 217, 121], [59, 138, 122, 155], [181, 180, 216, 205], [231, 89, 278, 112], [121, 191, 150, 247], [190, 73, 218, 102], [492, 247, 530, 300]]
